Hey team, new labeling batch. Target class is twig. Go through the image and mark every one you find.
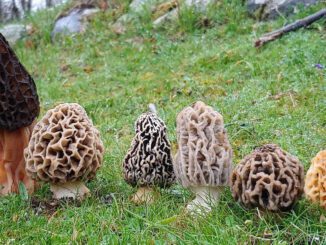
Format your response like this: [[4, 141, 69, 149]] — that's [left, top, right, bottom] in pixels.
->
[[255, 8, 326, 48]]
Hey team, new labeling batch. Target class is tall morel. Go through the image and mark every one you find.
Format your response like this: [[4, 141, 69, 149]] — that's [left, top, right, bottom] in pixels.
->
[[174, 101, 233, 213], [231, 144, 304, 211], [123, 106, 175, 204], [0, 33, 39, 195], [25, 103, 104, 199]]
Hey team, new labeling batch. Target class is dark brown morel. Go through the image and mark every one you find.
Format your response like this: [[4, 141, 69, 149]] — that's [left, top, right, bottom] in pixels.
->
[[0, 33, 39, 131], [231, 144, 304, 212]]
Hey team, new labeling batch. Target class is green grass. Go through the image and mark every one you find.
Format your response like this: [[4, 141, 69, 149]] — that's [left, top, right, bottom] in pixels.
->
[[0, 0, 326, 243]]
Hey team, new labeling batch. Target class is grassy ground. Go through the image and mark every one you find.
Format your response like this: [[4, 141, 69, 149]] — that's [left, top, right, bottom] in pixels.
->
[[0, 0, 325, 243]]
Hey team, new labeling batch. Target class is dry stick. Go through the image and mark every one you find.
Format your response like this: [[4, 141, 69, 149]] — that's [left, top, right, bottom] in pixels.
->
[[255, 8, 326, 48]]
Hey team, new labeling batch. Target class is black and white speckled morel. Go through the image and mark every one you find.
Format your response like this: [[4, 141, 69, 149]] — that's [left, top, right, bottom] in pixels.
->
[[123, 108, 175, 204]]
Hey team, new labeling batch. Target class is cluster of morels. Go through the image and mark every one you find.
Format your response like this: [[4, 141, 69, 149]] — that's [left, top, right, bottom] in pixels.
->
[[0, 34, 325, 214]]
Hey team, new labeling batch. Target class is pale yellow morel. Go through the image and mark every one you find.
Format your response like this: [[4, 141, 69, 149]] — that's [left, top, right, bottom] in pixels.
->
[[304, 150, 326, 209], [25, 103, 104, 199], [231, 144, 304, 211], [174, 101, 233, 213]]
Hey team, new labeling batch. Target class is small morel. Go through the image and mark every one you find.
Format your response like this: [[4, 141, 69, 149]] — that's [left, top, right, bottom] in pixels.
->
[[123, 105, 175, 204], [304, 150, 326, 209], [0, 33, 39, 195], [174, 101, 233, 213], [231, 144, 304, 212], [25, 103, 104, 200]]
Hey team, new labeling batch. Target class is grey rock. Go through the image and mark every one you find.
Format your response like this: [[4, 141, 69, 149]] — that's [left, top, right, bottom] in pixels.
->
[[129, 0, 155, 13], [153, 0, 216, 27], [153, 8, 178, 28], [185, 0, 216, 12], [247, 0, 320, 20], [115, 0, 217, 30], [0, 24, 26, 45], [51, 7, 99, 40], [111, 0, 157, 33]]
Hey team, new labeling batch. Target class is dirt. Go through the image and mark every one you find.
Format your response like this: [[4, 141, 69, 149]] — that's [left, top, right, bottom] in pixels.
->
[[30, 197, 82, 216]]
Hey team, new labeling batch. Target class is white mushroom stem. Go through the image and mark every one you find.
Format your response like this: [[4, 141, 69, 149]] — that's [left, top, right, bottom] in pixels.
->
[[131, 186, 158, 204], [187, 186, 223, 213], [50, 181, 90, 200], [148, 103, 157, 114]]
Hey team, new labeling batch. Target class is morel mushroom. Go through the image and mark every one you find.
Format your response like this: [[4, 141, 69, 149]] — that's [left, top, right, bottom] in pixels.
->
[[25, 103, 104, 199], [174, 101, 233, 212], [304, 150, 326, 209], [123, 105, 175, 204], [0, 33, 39, 195], [231, 144, 304, 211]]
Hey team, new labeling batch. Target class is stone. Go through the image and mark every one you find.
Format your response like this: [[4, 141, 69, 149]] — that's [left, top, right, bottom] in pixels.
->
[[153, 8, 178, 27], [0, 24, 26, 45], [185, 0, 215, 12], [111, 0, 156, 34], [51, 6, 99, 40], [247, 0, 320, 20], [129, 0, 155, 13], [153, 0, 216, 28]]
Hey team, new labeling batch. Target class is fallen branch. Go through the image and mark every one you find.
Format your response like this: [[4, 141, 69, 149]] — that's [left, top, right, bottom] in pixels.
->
[[255, 8, 326, 48]]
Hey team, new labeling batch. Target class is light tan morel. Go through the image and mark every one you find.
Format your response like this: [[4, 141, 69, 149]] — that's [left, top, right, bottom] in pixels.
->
[[25, 103, 104, 199], [174, 101, 233, 212], [304, 150, 326, 209], [231, 144, 304, 211]]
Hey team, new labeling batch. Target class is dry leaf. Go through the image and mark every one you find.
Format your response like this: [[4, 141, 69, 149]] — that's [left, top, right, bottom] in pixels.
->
[[277, 72, 282, 81], [72, 227, 78, 241], [111, 22, 126, 35], [60, 64, 70, 72], [24, 40, 35, 49], [12, 214, 19, 222], [244, 220, 253, 226], [139, 72, 155, 81], [99, 0, 109, 10], [263, 229, 273, 239], [152, 0, 178, 20], [26, 24, 36, 35], [269, 91, 297, 100], [83, 66, 94, 73]]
